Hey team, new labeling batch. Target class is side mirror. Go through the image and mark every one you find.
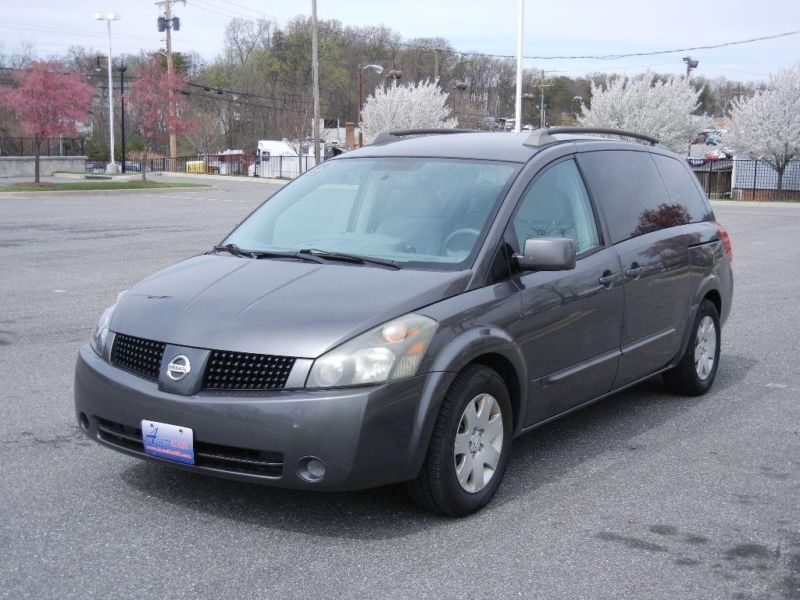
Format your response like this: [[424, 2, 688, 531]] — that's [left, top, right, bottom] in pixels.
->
[[514, 237, 576, 271]]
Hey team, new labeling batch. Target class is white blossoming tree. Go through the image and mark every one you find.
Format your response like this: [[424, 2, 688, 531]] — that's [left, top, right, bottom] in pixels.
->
[[360, 80, 457, 143], [578, 72, 704, 151], [729, 65, 800, 194]]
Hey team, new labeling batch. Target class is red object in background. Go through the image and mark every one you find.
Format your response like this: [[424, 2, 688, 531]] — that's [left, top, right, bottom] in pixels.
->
[[129, 58, 194, 158], [0, 60, 94, 181]]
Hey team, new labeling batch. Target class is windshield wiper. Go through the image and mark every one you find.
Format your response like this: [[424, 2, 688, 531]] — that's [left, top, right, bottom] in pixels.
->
[[212, 244, 325, 264], [212, 243, 255, 258], [298, 248, 400, 269]]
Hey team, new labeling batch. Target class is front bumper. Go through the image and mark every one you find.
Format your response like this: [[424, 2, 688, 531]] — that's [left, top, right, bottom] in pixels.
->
[[74, 345, 455, 490]]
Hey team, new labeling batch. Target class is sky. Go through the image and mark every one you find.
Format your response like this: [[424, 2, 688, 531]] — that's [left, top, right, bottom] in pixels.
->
[[1, 0, 798, 81]]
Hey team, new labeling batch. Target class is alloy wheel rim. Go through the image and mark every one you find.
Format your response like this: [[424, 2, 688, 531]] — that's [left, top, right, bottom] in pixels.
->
[[694, 316, 717, 380], [453, 393, 504, 493]]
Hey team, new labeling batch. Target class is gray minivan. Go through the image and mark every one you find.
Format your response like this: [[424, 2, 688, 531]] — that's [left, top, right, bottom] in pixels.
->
[[75, 128, 733, 516]]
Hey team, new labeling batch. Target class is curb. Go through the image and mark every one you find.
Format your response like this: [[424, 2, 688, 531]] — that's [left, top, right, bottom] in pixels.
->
[[157, 172, 288, 185], [49, 171, 288, 186], [0, 185, 214, 196], [710, 199, 800, 208], [53, 172, 142, 182]]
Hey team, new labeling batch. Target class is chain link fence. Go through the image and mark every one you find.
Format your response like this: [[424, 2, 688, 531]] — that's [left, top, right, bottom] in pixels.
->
[[691, 158, 800, 201]]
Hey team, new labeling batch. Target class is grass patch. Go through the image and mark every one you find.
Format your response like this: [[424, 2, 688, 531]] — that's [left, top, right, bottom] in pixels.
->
[[0, 181, 209, 192]]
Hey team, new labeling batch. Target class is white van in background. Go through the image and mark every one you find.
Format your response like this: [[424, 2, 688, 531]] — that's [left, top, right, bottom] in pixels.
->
[[249, 140, 320, 179]]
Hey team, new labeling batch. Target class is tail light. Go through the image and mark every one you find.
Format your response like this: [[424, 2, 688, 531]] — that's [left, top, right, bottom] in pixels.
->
[[715, 222, 733, 261]]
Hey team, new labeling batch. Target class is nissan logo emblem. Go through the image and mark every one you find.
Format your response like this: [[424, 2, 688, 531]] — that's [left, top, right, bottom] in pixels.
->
[[167, 355, 191, 381]]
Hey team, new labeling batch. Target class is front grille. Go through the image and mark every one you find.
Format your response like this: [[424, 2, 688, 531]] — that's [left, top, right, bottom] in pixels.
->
[[95, 417, 284, 478], [111, 334, 166, 380], [203, 351, 295, 391]]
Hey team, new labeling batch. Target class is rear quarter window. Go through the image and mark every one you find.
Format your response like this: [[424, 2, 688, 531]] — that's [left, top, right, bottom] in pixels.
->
[[651, 154, 713, 222], [578, 150, 674, 244]]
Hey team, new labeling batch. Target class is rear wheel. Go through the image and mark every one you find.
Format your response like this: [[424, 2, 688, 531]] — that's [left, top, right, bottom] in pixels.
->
[[408, 364, 512, 516], [664, 299, 721, 395]]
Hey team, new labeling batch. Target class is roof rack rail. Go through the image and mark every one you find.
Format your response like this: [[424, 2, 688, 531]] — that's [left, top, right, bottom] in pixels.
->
[[371, 128, 475, 146], [524, 127, 660, 147]]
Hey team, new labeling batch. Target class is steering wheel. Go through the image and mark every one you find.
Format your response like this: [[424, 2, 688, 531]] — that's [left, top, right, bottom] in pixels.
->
[[443, 228, 480, 256]]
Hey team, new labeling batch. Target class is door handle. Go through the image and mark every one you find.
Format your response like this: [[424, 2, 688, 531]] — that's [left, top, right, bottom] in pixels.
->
[[625, 264, 644, 280], [598, 270, 618, 287]]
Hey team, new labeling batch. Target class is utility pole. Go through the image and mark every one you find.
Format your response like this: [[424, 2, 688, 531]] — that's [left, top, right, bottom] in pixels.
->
[[683, 55, 699, 79], [311, 0, 321, 165], [434, 48, 440, 83], [513, 0, 524, 133], [536, 70, 552, 128], [157, 0, 184, 159], [165, 0, 176, 160]]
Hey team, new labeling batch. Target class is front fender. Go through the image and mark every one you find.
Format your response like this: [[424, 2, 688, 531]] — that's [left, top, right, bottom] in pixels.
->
[[424, 326, 529, 435]]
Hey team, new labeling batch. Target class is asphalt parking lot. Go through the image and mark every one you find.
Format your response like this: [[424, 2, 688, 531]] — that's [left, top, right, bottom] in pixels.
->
[[1, 177, 798, 600]]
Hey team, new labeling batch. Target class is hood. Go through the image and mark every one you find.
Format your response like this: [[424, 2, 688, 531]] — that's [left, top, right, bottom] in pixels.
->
[[111, 254, 470, 358]]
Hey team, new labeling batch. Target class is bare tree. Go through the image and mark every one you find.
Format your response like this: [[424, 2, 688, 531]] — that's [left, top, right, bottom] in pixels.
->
[[225, 18, 273, 66], [280, 100, 312, 174], [184, 109, 223, 155]]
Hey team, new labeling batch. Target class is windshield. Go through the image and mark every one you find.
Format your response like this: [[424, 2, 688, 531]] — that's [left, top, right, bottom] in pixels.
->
[[223, 157, 519, 269]]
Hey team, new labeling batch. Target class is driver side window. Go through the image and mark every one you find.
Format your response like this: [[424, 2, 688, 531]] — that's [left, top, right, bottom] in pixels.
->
[[512, 159, 600, 255]]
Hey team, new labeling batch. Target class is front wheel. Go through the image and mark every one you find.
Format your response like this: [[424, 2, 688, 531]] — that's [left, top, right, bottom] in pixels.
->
[[663, 299, 721, 396], [408, 365, 512, 516]]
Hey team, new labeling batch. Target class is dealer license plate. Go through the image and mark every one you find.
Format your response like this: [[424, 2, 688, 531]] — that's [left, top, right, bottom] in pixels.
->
[[141, 420, 194, 465]]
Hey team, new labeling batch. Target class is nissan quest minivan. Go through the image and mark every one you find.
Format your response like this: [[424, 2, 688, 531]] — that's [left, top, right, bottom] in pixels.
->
[[75, 128, 733, 516]]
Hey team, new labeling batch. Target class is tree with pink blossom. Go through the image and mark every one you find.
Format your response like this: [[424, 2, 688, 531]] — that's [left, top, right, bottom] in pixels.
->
[[0, 61, 93, 183], [128, 59, 193, 180]]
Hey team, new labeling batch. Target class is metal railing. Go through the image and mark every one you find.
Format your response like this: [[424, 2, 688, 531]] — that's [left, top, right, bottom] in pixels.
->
[[87, 153, 317, 179], [0, 137, 85, 157], [691, 158, 800, 201]]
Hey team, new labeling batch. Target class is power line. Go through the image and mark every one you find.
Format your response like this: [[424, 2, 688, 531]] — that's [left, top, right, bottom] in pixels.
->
[[0, 21, 200, 44], [190, 0, 287, 24], [424, 30, 800, 61]]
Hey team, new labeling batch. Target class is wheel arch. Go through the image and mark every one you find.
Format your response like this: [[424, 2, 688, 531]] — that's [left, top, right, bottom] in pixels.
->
[[469, 353, 524, 434], [703, 288, 722, 317], [672, 276, 723, 368], [423, 326, 529, 436]]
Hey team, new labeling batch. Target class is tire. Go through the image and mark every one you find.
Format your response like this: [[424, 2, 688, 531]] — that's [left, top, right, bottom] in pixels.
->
[[408, 364, 513, 517], [663, 299, 721, 396]]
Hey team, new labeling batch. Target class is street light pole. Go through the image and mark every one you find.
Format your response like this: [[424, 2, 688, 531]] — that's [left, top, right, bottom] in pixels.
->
[[94, 12, 120, 173], [118, 64, 127, 173], [357, 64, 384, 147], [311, 0, 321, 165], [357, 66, 363, 147]]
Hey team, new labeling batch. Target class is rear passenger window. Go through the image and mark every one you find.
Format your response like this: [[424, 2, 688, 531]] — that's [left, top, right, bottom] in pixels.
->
[[512, 159, 600, 255], [652, 154, 712, 222], [579, 150, 681, 244]]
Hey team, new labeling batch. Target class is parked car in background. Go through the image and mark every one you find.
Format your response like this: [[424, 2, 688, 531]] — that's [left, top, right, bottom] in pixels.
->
[[687, 156, 707, 166], [705, 149, 729, 161], [75, 127, 733, 516]]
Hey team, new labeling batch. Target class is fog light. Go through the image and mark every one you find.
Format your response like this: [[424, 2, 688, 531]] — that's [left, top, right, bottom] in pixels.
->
[[297, 456, 326, 483], [79, 412, 90, 431]]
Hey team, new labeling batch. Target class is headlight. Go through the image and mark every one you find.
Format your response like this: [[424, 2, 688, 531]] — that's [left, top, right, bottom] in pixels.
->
[[90, 304, 116, 358], [307, 314, 438, 389], [90, 291, 126, 358]]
